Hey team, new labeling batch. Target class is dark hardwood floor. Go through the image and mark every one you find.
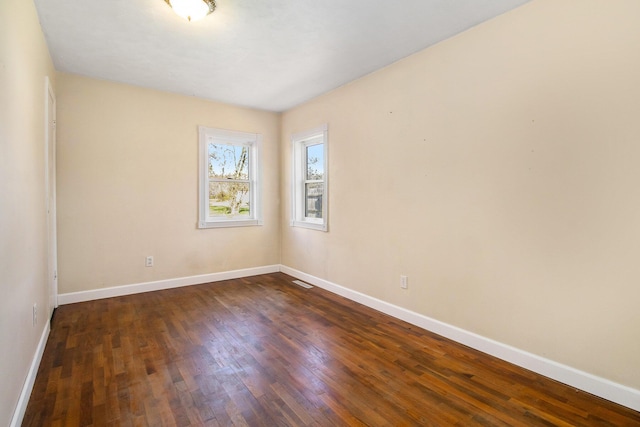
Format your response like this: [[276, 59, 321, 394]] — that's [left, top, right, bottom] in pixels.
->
[[23, 273, 640, 426]]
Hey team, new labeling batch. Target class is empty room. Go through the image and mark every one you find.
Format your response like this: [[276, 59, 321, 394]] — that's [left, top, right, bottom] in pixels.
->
[[2, 0, 640, 425]]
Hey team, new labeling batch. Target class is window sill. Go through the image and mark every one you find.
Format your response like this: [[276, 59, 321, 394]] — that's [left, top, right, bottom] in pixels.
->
[[291, 220, 327, 232], [198, 219, 263, 229]]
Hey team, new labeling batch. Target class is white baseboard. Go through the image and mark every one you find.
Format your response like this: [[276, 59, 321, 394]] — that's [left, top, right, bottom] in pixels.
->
[[53, 263, 640, 412], [11, 320, 50, 427], [279, 265, 640, 412], [58, 265, 280, 305]]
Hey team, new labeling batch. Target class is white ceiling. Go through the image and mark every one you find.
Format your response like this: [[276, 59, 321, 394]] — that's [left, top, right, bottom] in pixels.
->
[[34, 0, 530, 112]]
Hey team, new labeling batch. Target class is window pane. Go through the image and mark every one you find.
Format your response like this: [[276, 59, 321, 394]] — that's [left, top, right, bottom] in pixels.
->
[[209, 181, 250, 218], [306, 144, 324, 180], [209, 143, 249, 179], [305, 182, 323, 218]]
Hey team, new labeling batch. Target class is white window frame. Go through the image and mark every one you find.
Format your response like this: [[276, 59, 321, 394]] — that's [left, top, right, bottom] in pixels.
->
[[198, 126, 262, 229], [291, 124, 328, 231]]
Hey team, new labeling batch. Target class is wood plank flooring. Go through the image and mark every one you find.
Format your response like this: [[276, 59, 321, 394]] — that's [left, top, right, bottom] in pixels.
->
[[23, 273, 640, 426]]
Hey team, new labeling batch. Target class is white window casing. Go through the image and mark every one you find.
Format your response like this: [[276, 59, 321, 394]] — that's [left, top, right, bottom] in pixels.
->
[[291, 124, 328, 231], [198, 126, 262, 229]]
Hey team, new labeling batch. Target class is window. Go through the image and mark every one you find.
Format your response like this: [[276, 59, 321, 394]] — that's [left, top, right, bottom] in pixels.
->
[[198, 126, 262, 228], [291, 124, 328, 231]]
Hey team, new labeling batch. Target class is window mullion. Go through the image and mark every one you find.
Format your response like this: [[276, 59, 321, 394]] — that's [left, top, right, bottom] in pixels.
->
[[210, 178, 251, 183]]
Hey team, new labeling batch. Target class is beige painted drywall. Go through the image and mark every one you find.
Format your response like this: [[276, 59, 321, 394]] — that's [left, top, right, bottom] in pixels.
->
[[0, 0, 56, 423], [7, 0, 639, 418], [281, 0, 640, 390], [56, 74, 281, 294]]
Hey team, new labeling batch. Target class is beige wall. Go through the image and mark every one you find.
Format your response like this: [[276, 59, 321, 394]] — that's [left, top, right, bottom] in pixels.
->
[[56, 74, 281, 294], [0, 0, 56, 423], [281, 0, 640, 390], [5, 0, 639, 418]]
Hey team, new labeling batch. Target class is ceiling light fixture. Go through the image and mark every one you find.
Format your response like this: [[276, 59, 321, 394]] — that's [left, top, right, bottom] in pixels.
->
[[164, 0, 216, 22]]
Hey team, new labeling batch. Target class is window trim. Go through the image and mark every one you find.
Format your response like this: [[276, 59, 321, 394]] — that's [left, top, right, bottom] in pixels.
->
[[291, 124, 328, 231], [198, 126, 262, 229]]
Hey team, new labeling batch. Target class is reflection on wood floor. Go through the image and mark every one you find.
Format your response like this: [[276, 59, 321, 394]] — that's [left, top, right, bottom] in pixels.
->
[[23, 273, 640, 426]]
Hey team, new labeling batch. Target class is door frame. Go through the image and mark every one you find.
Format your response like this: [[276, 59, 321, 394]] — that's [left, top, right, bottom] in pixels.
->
[[45, 76, 58, 317]]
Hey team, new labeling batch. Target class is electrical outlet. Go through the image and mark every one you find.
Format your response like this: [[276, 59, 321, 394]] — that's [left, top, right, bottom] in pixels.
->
[[400, 275, 408, 289], [145, 256, 154, 267], [33, 303, 37, 326]]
